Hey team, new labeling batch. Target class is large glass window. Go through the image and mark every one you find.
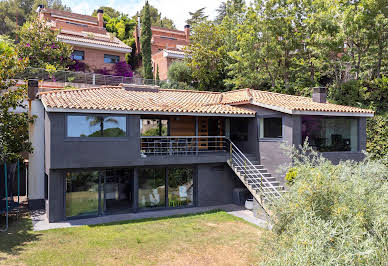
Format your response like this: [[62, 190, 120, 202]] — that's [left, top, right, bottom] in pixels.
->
[[67, 115, 126, 138], [138, 168, 166, 208], [259, 117, 282, 139], [168, 168, 194, 207], [65, 171, 101, 217], [302, 116, 359, 152], [104, 54, 120, 64], [140, 119, 168, 136]]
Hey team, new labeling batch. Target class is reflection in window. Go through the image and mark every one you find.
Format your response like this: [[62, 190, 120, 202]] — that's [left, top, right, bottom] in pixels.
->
[[140, 119, 168, 136], [138, 168, 166, 208], [302, 116, 358, 152], [71, 50, 85, 60], [259, 117, 282, 138], [104, 54, 120, 64], [168, 168, 193, 207], [66, 171, 101, 217], [67, 115, 126, 137]]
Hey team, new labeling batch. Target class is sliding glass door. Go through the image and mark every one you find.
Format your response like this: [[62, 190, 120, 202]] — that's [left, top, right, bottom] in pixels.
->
[[104, 169, 133, 212], [65, 171, 101, 217], [138, 167, 194, 209], [66, 168, 134, 218]]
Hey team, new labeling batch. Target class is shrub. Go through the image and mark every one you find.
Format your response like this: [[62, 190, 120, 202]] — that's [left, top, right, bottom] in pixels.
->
[[284, 168, 298, 185], [167, 61, 193, 84], [367, 114, 388, 162], [264, 144, 388, 265], [112, 61, 133, 77]]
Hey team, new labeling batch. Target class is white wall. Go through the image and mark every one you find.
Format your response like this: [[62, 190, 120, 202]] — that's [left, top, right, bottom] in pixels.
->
[[28, 100, 45, 200]]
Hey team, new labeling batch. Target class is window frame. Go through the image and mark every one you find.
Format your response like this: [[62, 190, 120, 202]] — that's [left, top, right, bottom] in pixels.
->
[[64, 113, 128, 142], [104, 54, 120, 64], [257, 115, 284, 142], [300, 116, 360, 153], [71, 50, 85, 61]]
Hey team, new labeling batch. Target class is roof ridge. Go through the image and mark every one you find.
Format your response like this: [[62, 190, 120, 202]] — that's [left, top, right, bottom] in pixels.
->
[[158, 88, 221, 94], [250, 89, 311, 100], [38, 86, 121, 95]]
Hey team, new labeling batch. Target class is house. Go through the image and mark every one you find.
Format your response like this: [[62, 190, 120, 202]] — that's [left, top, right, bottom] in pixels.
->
[[37, 6, 132, 71], [27, 81, 373, 222], [134, 24, 190, 80]]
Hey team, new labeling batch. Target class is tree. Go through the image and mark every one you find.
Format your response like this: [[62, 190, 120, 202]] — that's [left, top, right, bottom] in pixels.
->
[[0, 38, 33, 162], [141, 1, 153, 80], [186, 7, 208, 27], [92, 6, 121, 18], [167, 61, 193, 84], [156, 65, 160, 82], [137, 4, 176, 29], [86, 116, 119, 137], [16, 18, 73, 69], [186, 21, 228, 91], [0, 0, 70, 38]]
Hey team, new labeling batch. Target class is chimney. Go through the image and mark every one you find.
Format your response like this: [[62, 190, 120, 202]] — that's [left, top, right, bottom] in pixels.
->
[[28, 79, 39, 101], [97, 9, 104, 28], [184, 25, 190, 42], [312, 87, 327, 103]]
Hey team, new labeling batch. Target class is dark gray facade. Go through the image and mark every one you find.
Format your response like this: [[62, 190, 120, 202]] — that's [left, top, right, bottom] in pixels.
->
[[41, 107, 368, 222]]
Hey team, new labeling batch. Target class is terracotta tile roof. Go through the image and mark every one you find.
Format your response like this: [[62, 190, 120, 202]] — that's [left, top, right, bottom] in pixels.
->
[[222, 89, 374, 115], [40, 86, 255, 116], [57, 31, 131, 51], [43, 8, 97, 23], [39, 85, 373, 116]]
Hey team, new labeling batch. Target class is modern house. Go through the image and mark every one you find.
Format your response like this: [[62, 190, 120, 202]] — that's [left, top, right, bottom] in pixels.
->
[[27, 82, 374, 222], [134, 24, 190, 80], [37, 6, 132, 71]]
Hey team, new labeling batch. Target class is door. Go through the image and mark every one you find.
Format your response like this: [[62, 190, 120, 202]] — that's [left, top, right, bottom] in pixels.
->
[[103, 169, 133, 213]]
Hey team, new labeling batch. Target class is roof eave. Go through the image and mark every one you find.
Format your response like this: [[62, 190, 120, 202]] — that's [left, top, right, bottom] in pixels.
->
[[292, 110, 374, 117], [43, 106, 255, 118], [58, 38, 132, 53], [250, 101, 374, 117]]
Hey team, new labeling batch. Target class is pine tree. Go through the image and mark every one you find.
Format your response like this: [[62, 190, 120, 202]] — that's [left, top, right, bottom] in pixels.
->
[[141, 1, 153, 80]]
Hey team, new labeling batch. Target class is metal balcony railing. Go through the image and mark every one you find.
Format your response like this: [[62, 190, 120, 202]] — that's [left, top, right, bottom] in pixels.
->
[[140, 136, 228, 156], [16, 67, 165, 87]]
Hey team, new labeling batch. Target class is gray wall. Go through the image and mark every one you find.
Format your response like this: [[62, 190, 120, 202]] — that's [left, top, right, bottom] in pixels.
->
[[47, 112, 140, 169], [197, 164, 244, 207], [46, 169, 65, 222]]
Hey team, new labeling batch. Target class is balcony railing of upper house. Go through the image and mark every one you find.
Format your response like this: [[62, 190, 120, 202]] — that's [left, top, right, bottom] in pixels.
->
[[140, 136, 229, 157], [16, 67, 166, 87]]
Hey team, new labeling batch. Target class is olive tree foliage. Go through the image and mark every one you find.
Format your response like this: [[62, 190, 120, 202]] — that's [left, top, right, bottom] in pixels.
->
[[264, 143, 388, 265], [0, 39, 33, 161]]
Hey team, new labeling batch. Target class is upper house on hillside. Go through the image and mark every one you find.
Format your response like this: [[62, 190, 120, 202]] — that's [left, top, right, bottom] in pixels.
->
[[134, 21, 190, 80], [37, 5, 132, 71]]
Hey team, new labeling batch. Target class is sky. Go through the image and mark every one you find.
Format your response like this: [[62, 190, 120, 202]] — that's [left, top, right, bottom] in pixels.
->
[[63, 0, 232, 30]]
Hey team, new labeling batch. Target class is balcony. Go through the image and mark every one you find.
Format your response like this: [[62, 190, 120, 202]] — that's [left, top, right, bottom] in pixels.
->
[[140, 136, 229, 162]]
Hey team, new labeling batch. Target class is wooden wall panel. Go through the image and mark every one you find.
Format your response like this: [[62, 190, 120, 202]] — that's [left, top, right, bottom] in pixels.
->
[[169, 116, 195, 136]]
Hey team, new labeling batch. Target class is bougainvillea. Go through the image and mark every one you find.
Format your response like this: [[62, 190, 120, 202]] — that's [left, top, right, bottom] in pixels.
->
[[16, 18, 73, 70]]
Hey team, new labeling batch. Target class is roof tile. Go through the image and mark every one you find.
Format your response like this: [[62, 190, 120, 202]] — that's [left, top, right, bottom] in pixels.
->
[[39, 86, 374, 116]]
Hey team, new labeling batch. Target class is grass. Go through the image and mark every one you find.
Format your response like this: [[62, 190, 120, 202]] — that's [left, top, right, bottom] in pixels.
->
[[0, 211, 274, 265]]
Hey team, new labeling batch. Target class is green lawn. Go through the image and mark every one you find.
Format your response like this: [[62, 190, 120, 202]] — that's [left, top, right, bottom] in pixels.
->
[[0, 211, 274, 265]]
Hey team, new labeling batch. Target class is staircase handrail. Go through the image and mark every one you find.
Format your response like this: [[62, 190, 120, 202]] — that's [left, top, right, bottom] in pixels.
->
[[226, 138, 283, 200]]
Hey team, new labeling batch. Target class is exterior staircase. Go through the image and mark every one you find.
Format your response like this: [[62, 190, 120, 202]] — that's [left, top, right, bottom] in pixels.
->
[[226, 141, 284, 215]]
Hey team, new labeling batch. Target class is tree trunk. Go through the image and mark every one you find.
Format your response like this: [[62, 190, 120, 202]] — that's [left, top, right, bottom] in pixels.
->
[[100, 122, 104, 136]]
